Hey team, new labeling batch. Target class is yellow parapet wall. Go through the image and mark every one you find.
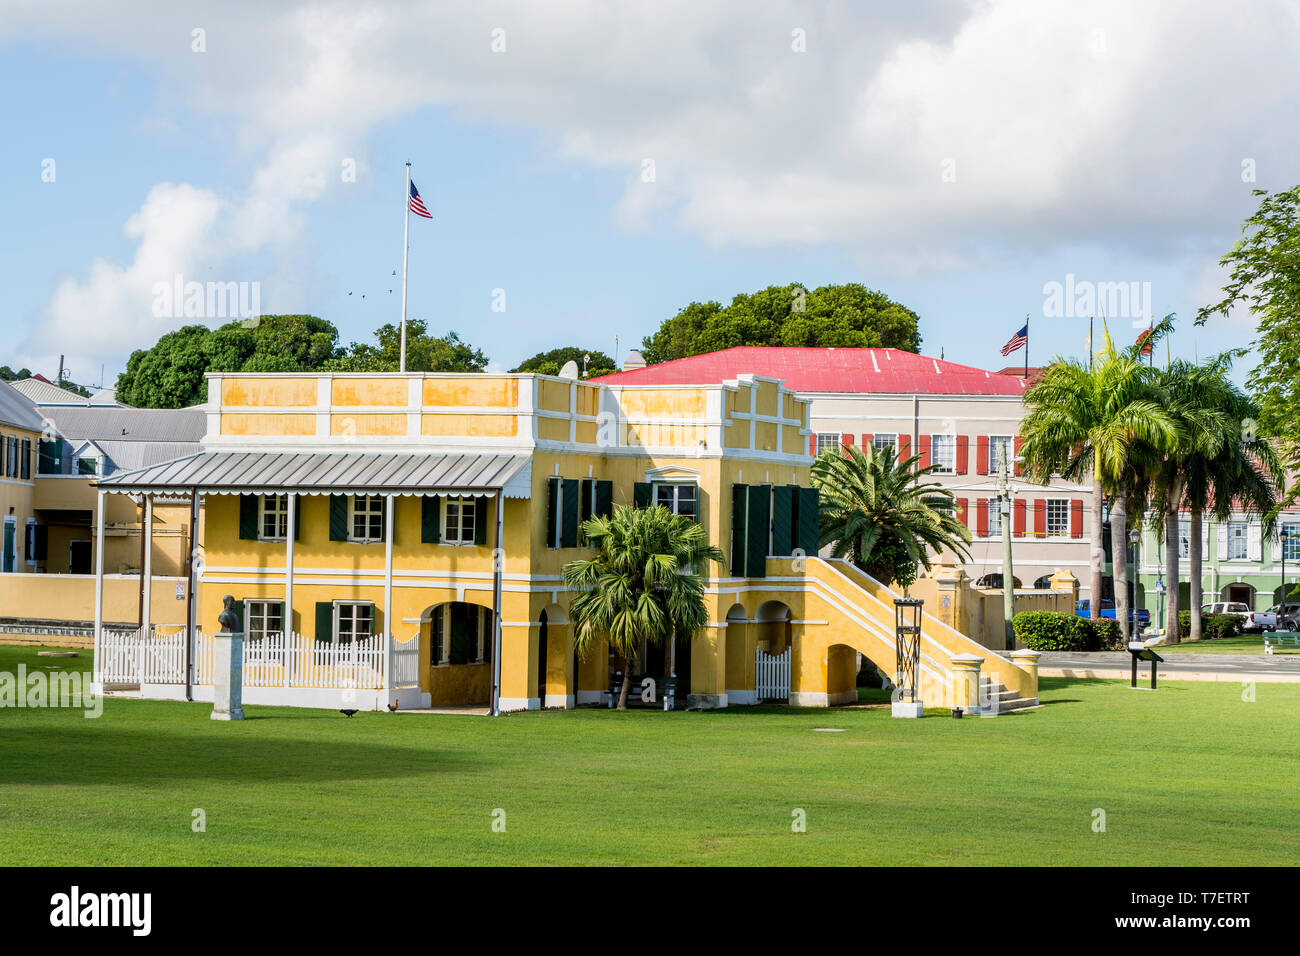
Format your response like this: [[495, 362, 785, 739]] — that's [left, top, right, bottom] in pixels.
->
[[0, 573, 189, 633]]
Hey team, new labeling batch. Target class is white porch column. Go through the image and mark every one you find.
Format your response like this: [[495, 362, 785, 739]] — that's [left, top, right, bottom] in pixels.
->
[[93, 488, 106, 654], [383, 493, 395, 692], [141, 495, 153, 637], [284, 492, 296, 637]]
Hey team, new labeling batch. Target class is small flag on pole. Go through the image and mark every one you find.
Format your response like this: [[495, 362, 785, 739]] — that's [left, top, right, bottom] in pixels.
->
[[1000, 323, 1028, 356], [408, 180, 432, 218], [1137, 324, 1153, 355]]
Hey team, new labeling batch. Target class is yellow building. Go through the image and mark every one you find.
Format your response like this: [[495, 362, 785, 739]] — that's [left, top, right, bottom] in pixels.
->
[[93, 370, 1042, 714]]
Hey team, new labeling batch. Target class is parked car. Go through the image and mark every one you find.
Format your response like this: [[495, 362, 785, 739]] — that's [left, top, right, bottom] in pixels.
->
[[1201, 602, 1265, 633], [1275, 603, 1300, 631], [1076, 599, 1151, 628]]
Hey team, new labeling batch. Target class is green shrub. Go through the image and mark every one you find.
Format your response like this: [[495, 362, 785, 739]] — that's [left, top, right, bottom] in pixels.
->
[[1088, 617, 1124, 650], [1013, 611, 1126, 651], [1176, 610, 1244, 641], [1178, 609, 1192, 639]]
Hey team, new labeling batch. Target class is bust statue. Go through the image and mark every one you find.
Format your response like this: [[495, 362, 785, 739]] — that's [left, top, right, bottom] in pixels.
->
[[218, 595, 240, 633]]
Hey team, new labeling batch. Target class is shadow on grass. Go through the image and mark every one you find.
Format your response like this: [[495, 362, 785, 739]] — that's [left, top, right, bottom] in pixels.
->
[[0, 722, 482, 786]]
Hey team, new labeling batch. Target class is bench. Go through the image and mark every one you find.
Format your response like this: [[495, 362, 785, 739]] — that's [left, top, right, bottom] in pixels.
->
[[1263, 633, 1300, 653], [608, 672, 677, 710]]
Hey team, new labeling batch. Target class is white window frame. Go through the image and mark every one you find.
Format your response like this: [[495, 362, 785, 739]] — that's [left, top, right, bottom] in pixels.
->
[[988, 435, 1014, 475], [872, 433, 897, 454], [987, 497, 1004, 538], [443, 496, 478, 546], [654, 481, 698, 521], [1045, 498, 1070, 538], [24, 517, 37, 568], [348, 495, 384, 543], [930, 434, 956, 474], [1178, 518, 1191, 559], [245, 599, 284, 642], [259, 494, 289, 541], [1284, 521, 1300, 562], [815, 433, 841, 456], [334, 600, 374, 643], [1228, 520, 1249, 560]]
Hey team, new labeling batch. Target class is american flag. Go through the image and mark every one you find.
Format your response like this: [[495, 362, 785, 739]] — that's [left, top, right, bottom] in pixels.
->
[[1000, 323, 1028, 356], [409, 180, 432, 219]]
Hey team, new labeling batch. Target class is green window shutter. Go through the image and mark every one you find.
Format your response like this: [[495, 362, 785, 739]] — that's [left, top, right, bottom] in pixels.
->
[[329, 495, 348, 541], [431, 606, 443, 664], [77, 457, 96, 475], [21, 439, 30, 480], [561, 478, 580, 548], [771, 485, 794, 556], [315, 602, 334, 642], [34, 525, 47, 561], [546, 477, 560, 548], [239, 495, 259, 540], [293, 496, 301, 541], [449, 603, 471, 665], [747, 485, 771, 579], [422, 495, 441, 543], [633, 482, 652, 509], [731, 484, 750, 576], [797, 486, 820, 557], [38, 439, 62, 474], [579, 479, 592, 522], [474, 498, 488, 545], [595, 480, 613, 518]]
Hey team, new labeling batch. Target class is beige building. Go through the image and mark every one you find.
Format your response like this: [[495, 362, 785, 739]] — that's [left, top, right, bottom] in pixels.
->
[[600, 347, 1096, 601]]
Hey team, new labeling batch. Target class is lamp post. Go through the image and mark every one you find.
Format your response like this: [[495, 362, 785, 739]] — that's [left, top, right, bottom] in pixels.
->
[[1129, 527, 1141, 641], [892, 597, 924, 718], [1281, 528, 1289, 614], [1155, 574, 1166, 637]]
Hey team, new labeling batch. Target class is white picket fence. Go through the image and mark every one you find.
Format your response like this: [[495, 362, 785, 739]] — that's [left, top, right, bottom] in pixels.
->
[[755, 646, 791, 701], [390, 634, 421, 689], [96, 628, 385, 691]]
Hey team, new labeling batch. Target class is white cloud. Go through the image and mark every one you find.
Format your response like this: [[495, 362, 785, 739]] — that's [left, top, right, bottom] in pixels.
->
[[7, 0, 1300, 372]]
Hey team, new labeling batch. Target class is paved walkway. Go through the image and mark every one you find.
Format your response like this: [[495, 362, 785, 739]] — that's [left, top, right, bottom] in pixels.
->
[[1038, 651, 1300, 683]]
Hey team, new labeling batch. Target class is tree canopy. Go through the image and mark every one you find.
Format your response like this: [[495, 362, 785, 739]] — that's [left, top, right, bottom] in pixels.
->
[[640, 282, 922, 365], [115, 315, 489, 407], [510, 347, 616, 379]]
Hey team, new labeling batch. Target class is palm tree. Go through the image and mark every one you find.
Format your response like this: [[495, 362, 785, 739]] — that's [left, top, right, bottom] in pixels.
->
[[811, 444, 971, 590], [564, 505, 724, 710], [1020, 331, 1180, 620]]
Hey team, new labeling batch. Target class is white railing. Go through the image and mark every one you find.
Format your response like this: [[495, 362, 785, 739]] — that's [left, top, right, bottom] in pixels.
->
[[390, 633, 421, 689], [95, 628, 385, 691], [755, 646, 791, 701]]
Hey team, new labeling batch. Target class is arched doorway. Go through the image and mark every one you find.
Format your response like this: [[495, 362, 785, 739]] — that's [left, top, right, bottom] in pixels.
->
[[1221, 583, 1255, 607], [724, 604, 754, 705], [755, 601, 792, 701], [421, 601, 494, 707]]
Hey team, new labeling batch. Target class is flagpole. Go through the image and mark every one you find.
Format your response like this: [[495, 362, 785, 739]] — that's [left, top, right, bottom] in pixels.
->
[[400, 162, 411, 373], [1024, 312, 1029, 378], [1088, 314, 1094, 372]]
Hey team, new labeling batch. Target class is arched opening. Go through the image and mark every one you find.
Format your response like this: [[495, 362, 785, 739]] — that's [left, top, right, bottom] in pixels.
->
[[975, 573, 1021, 589], [754, 601, 792, 702], [724, 604, 755, 705], [1032, 574, 1053, 590], [755, 601, 792, 655], [422, 600, 494, 707], [1221, 583, 1255, 607], [826, 643, 859, 706]]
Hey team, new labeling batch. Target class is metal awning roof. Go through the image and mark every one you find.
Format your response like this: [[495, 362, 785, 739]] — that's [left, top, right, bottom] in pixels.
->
[[94, 450, 533, 498]]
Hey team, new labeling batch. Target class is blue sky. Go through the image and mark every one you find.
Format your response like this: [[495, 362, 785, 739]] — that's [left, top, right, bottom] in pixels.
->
[[2, 2, 1291, 387]]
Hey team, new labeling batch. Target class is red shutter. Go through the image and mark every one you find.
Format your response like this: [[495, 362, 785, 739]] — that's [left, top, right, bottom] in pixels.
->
[[918, 435, 931, 469], [860, 433, 873, 449], [1070, 499, 1084, 538], [976, 498, 989, 537], [1013, 499, 1026, 537], [956, 435, 969, 474], [955, 497, 968, 528], [898, 434, 911, 461], [1013, 436, 1024, 476], [841, 434, 853, 455], [975, 436, 989, 475], [809, 435, 816, 456], [1033, 499, 1046, 538]]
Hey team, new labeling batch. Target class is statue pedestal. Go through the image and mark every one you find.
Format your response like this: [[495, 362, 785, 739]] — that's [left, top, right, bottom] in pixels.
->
[[211, 630, 245, 721]]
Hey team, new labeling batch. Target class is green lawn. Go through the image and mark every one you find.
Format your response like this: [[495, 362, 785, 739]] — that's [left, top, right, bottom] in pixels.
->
[[1, 643, 1298, 866], [1155, 633, 1300, 655]]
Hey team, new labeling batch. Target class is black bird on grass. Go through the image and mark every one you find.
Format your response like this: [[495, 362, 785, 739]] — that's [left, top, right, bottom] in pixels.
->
[[339, 708, 358, 718]]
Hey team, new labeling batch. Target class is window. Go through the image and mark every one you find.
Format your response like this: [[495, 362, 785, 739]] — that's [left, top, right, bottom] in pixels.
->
[[246, 600, 283, 641], [77, 457, 98, 476], [335, 602, 373, 643], [930, 434, 955, 474], [260, 495, 289, 540], [20, 439, 30, 480], [1285, 522, 1300, 561], [815, 433, 841, 456], [349, 495, 383, 542], [443, 497, 478, 545], [431, 603, 492, 665], [1046, 499, 1070, 537], [989, 435, 1014, 474], [987, 497, 1004, 537], [1228, 520, 1248, 560], [873, 434, 897, 453], [1178, 518, 1191, 559], [655, 483, 697, 521]]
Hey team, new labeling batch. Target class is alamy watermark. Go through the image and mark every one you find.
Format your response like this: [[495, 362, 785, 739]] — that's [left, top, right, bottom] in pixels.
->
[[0, 665, 101, 717], [1043, 273, 1152, 323], [151, 274, 261, 320]]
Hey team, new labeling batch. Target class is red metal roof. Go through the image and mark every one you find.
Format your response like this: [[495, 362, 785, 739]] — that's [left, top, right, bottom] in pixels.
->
[[592, 347, 1028, 396]]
